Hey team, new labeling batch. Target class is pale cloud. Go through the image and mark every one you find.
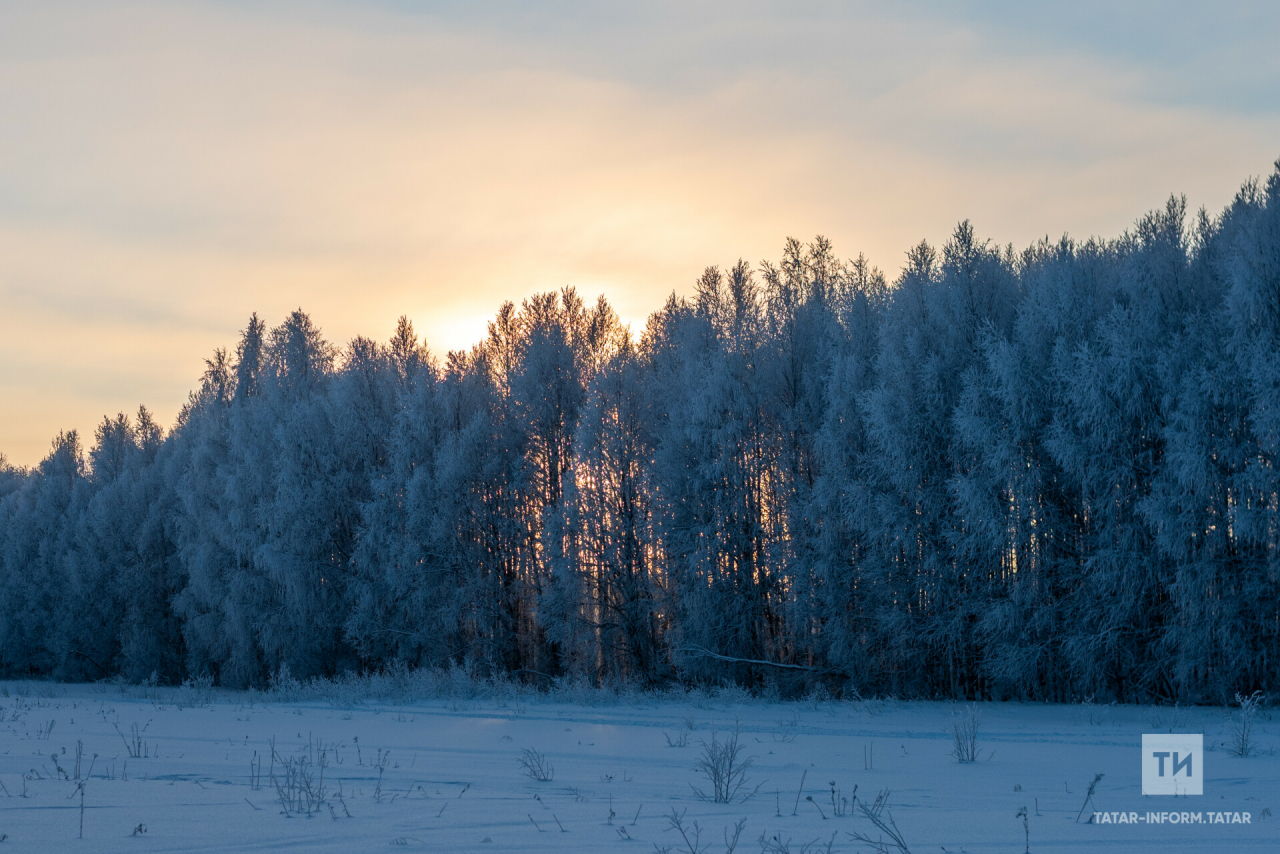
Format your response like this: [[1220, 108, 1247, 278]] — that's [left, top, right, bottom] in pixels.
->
[[1, 0, 1277, 464]]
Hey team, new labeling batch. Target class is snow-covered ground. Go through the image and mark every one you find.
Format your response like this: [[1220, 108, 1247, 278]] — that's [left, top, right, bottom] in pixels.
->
[[0, 681, 1275, 852]]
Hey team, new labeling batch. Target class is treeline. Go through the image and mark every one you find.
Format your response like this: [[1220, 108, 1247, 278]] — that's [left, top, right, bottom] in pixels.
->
[[1, 164, 1278, 702]]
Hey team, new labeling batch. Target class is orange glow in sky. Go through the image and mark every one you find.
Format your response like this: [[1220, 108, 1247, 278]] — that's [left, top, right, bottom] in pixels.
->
[[2, 1, 1278, 465]]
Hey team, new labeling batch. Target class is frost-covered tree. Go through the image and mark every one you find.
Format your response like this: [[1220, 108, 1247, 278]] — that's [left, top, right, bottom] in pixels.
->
[[2, 163, 1279, 700], [543, 337, 664, 683], [0, 431, 85, 674]]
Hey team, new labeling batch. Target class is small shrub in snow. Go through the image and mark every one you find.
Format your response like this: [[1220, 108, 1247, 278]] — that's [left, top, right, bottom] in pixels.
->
[[691, 720, 760, 804], [949, 704, 980, 763], [268, 663, 304, 702], [517, 747, 554, 782], [847, 794, 912, 854], [1228, 691, 1264, 757], [664, 724, 691, 747], [772, 710, 800, 743], [178, 674, 215, 708], [666, 812, 747, 854]]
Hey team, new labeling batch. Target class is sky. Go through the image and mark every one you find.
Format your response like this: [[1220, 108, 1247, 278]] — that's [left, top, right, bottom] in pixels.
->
[[1, 1, 1278, 467]]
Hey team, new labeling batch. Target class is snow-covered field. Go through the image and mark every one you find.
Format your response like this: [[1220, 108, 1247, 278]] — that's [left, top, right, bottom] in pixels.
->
[[0, 681, 1275, 853]]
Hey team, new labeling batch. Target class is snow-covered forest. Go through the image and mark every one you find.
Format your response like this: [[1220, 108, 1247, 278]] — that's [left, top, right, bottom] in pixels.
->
[[2, 164, 1278, 704]]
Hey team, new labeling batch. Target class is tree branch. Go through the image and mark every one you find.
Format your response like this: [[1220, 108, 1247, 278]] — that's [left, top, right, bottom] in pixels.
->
[[676, 645, 830, 673]]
